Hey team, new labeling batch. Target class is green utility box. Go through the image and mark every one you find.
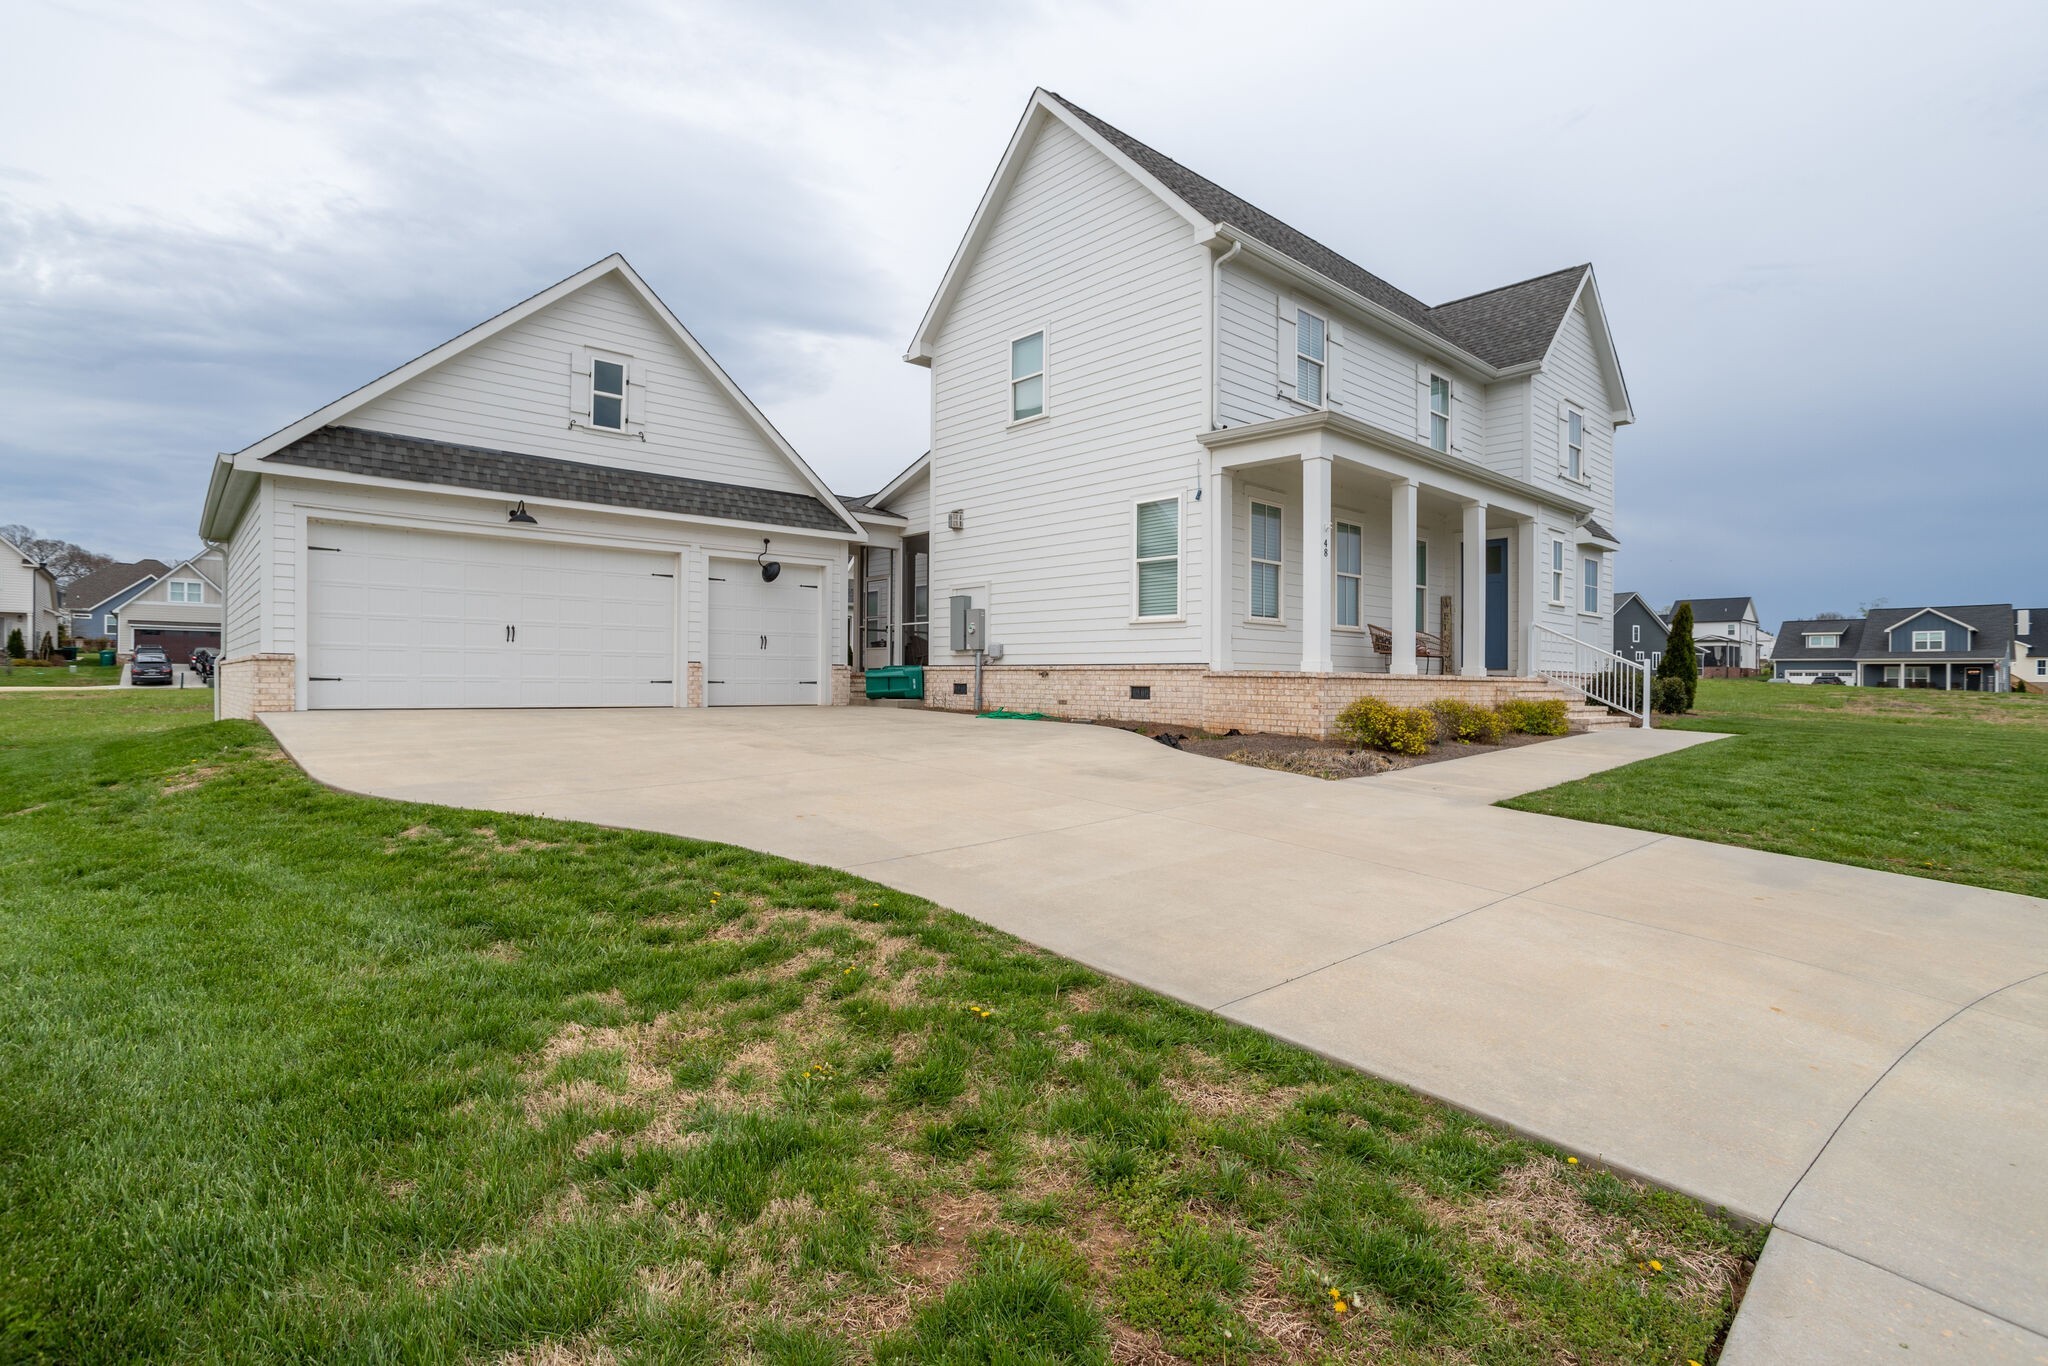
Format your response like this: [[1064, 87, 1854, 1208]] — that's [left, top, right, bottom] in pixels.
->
[[100, 650, 116, 667], [864, 666, 924, 701]]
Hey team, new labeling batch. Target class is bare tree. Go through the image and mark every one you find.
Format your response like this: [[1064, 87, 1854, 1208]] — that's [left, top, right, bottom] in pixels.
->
[[0, 524, 115, 587]]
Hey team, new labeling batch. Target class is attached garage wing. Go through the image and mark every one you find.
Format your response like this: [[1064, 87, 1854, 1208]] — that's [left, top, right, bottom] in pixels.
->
[[706, 560, 823, 705], [305, 523, 677, 709]]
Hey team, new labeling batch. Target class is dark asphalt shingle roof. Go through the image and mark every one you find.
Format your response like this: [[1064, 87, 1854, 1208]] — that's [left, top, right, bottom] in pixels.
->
[[1045, 91, 1589, 369], [2018, 608, 2048, 649], [64, 559, 170, 611], [1774, 606, 2016, 662], [1773, 618, 1865, 660], [265, 427, 850, 534], [1581, 517, 1619, 544], [1671, 596, 1755, 624]]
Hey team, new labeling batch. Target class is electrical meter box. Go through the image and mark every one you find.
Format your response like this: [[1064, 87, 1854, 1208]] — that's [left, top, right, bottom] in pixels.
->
[[949, 595, 985, 653]]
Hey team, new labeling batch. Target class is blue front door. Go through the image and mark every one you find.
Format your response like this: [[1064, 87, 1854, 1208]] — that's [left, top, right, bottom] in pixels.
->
[[1485, 538, 1509, 670]]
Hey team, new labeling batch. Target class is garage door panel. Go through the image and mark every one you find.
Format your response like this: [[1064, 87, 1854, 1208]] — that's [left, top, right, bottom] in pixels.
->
[[706, 562, 823, 706], [307, 523, 676, 710]]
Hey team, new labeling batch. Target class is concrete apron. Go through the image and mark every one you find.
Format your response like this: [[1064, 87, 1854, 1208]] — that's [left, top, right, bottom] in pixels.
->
[[264, 706, 2048, 1361]]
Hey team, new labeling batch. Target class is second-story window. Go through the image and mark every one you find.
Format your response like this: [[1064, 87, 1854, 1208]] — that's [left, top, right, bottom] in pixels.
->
[[1565, 409, 1584, 480], [1912, 629, 1944, 652], [1296, 310, 1326, 405], [168, 580, 203, 604], [591, 359, 627, 429], [1010, 332, 1044, 421], [1428, 374, 1451, 451]]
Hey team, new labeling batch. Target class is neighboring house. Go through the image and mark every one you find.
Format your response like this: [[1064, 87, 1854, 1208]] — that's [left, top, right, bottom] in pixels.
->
[[1773, 606, 2019, 690], [2017, 608, 2048, 693], [856, 89, 1633, 733], [0, 530, 63, 651], [66, 558, 170, 642], [200, 254, 864, 717], [1669, 596, 1768, 670], [116, 549, 226, 662], [1612, 591, 1668, 669]]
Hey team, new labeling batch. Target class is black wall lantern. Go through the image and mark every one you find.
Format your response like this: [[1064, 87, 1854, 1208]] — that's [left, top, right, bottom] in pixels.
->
[[757, 537, 781, 583], [508, 501, 538, 525]]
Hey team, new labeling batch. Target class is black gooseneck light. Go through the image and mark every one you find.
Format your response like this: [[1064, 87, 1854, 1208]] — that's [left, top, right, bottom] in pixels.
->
[[508, 501, 538, 525], [757, 537, 780, 583]]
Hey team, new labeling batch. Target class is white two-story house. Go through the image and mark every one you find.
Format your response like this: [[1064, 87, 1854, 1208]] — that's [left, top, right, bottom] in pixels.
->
[[851, 90, 1635, 735]]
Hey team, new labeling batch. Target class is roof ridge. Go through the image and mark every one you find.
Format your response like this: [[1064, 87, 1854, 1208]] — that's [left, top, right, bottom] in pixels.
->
[[1429, 264, 1591, 312]]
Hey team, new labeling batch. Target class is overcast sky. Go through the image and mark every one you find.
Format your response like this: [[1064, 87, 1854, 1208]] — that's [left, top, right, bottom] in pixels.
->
[[3, 0, 2043, 624]]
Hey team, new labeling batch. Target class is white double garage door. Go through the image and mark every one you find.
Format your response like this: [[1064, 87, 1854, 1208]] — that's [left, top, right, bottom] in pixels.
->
[[306, 523, 823, 709]]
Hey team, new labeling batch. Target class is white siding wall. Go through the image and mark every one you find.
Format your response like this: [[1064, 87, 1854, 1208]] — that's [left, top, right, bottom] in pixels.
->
[[926, 116, 1210, 665], [887, 469, 931, 537], [344, 274, 812, 496], [223, 488, 266, 656], [259, 475, 845, 686], [1530, 297, 1617, 532], [0, 550, 32, 616]]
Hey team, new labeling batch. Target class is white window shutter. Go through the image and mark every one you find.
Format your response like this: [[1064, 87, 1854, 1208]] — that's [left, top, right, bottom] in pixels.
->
[[1414, 362, 1431, 440], [1446, 381, 1459, 452], [1325, 320, 1344, 407], [1276, 295, 1297, 399], [570, 350, 592, 424]]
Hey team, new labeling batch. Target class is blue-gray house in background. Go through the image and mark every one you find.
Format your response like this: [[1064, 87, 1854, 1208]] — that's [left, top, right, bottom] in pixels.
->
[[64, 559, 168, 642], [1773, 604, 2024, 690], [1613, 591, 1668, 668]]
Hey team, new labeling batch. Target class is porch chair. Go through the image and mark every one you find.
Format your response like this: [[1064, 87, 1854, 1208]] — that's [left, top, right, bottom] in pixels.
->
[[1367, 623, 1447, 674]]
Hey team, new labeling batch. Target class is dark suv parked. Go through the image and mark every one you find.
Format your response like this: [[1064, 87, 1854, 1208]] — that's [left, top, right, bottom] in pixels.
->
[[129, 648, 174, 686]]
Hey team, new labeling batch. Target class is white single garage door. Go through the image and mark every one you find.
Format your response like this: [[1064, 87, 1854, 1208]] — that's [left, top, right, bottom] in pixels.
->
[[706, 559, 823, 705], [306, 522, 676, 709]]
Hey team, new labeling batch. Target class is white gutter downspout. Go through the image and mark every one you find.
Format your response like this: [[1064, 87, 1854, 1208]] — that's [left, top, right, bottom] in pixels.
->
[[1204, 237, 1241, 675], [1208, 238, 1243, 432]]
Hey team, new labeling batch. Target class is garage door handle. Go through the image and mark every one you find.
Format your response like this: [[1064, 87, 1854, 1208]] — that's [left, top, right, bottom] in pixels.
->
[[760, 635, 768, 650], [506, 624, 516, 643]]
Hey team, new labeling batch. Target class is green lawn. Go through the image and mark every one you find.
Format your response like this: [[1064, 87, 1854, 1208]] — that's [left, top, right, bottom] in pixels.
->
[[0, 662, 121, 687], [0, 692, 1756, 1364], [1505, 679, 2048, 897]]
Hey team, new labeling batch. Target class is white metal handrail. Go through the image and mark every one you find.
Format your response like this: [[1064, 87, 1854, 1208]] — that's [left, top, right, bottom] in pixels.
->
[[1528, 623, 1650, 727]]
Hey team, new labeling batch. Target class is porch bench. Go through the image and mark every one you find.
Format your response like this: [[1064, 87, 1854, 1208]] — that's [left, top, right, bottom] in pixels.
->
[[1367, 624, 1447, 674]]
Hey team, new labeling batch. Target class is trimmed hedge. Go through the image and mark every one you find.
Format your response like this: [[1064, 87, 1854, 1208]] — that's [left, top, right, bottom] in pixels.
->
[[1498, 698, 1569, 736], [1335, 695, 1438, 756], [1429, 697, 1506, 744], [1652, 676, 1690, 714]]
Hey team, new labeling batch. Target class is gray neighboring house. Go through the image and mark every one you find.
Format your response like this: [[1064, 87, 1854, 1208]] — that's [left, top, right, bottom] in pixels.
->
[[2019, 608, 2048, 692], [1669, 595, 1770, 670], [65, 558, 170, 642], [1613, 591, 1668, 668], [1773, 605, 2019, 690]]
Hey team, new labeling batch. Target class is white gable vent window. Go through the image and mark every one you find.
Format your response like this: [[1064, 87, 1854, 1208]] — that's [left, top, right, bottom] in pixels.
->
[[1010, 332, 1045, 422], [168, 580, 204, 604], [1134, 497, 1180, 618], [591, 358, 627, 429], [1296, 309, 1326, 405]]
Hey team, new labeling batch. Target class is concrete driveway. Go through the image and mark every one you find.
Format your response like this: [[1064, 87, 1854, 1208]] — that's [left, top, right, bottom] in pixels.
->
[[265, 706, 2048, 1362]]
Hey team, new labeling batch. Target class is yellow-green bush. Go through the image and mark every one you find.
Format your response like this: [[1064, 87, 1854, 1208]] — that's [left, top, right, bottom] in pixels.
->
[[1498, 698, 1569, 736], [1334, 695, 1438, 755], [1429, 698, 1507, 744]]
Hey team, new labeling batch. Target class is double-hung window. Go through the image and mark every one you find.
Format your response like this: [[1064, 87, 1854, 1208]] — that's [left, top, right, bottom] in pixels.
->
[[1010, 332, 1044, 421], [1428, 374, 1451, 451], [590, 358, 626, 429], [1911, 629, 1944, 652], [1295, 310, 1326, 405], [1548, 539, 1566, 604], [1806, 632, 1840, 649], [168, 580, 203, 604], [1134, 498, 1180, 618], [1413, 541, 1429, 627], [1631, 623, 1641, 644], [1565, 408, 1584, 481], [1334, 521, 1362, 628], [2036, 658, 2046, 677], [1581, 553, 1601, 613], [1250, 502, 1282, 620]]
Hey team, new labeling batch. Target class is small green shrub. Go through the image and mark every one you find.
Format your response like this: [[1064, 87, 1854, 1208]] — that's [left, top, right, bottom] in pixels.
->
[[1497, 699, 1569, 736], [5, 628, 23, 660], [1334, 695, 1437, 756], [1428, 698, 1506, 744], [1652, 677, 1689, 714]]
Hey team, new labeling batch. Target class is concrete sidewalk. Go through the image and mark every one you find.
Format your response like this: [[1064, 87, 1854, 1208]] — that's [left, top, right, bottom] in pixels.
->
[[265, 707, 2048, 1361]]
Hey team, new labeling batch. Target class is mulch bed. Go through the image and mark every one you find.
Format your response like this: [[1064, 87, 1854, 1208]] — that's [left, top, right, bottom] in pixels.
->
[[1099, 721, 1561, 780]]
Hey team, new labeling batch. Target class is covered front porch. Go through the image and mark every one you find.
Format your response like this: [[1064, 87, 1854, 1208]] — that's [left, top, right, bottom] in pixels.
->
[[1198, 410, 1601, 682]]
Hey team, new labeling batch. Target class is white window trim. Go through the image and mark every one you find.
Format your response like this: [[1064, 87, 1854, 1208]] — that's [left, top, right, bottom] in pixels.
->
[[1413, 535, 1433, 633], [1562, 405, 1586, 482], [589, 356, 628, 430], [1130, 494, 1183, 623], [1427, 372, 1452, 453], [1332, 517, 1364, 632], [1295, 307, 1328, 408], [1547, 537, 1568, 606], [1631, 623, 1641, 643], [1246, 493, 1286, 626], [1910, 629, 1945, 652], [168, 579, 204, 604], [1580, 552, 1601, 616], [1805, 633, 1842, 649], [574, 346, 638, 436], [1008, 329, 1047, 426]]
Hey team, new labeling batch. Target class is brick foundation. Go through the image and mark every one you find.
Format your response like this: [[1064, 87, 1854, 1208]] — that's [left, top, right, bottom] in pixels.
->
[[920, 664, 1594, 739], [686, 662, 704, 708], [218, 653, 296, 720], [830, 664, 851, 707]]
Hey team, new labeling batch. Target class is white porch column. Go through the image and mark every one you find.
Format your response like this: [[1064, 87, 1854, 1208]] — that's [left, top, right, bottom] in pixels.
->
[[1389, 478, 1419, 675], [1516, 516, 1540, 676], [1208, 464, 1233, 671], [1301, 454, 1333, 673], [1459, 499, 1488, 677]]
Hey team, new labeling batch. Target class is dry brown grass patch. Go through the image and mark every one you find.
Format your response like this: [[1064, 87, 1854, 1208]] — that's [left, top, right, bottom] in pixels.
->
[[161, 764, 224, 794]]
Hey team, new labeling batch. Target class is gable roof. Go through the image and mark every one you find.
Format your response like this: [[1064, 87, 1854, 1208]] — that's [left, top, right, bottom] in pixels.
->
[[268, 427, 853, 535], [1672, 596, 1756, 624], [1774, 606, 2017, 662], [909, 91, 1629, 414], [65, 559, 170, 611], [203, 255, 862, 540], [152, 550, 223, 593], [0, 531, 50, 573], [1877, 605, 1979, 637], [1615, 592, 1668, 630]]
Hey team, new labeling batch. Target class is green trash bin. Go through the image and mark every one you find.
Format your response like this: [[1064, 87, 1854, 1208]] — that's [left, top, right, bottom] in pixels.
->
[[864, 666, 924, 700], [100, 650, 116, 667]]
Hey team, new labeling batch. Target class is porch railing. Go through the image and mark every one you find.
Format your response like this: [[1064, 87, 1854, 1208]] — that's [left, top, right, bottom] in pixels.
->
[[1527, 623, 1650, 727]]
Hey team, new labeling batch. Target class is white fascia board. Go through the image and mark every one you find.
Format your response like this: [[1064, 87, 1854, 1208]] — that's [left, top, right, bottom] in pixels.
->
[[850, 509, 909, 527], [1222, 233, 1514, 384], [220, 253, 865, 540], [904, 90, 1216, 366], [1540, 269, 1636, 426], [198, 454, 260, 542], [870, 451, 930, 509], [157, 552, 224, 593], [249, 460, 865, 544]]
